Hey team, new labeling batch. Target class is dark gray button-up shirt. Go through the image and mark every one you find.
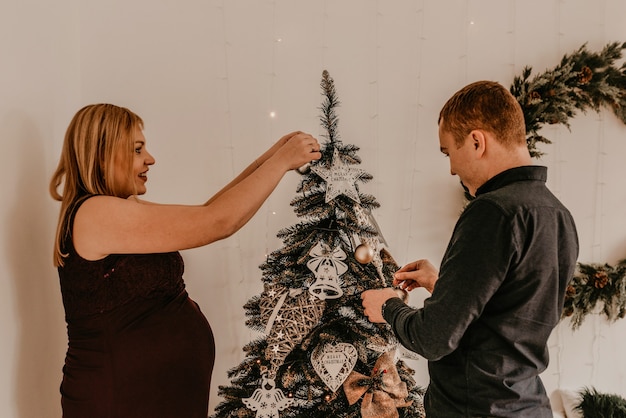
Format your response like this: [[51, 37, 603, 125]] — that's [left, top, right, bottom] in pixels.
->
[[384, 166, 579, 417]]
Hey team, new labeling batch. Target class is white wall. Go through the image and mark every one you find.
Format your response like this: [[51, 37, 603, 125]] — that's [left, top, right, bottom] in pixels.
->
[[1, 0, 80, 417], [2, 1, 625, 416]]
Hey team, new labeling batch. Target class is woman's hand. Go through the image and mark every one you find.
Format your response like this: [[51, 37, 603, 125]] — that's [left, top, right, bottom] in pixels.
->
[[270, 131, 321, 171], [205, 131, 320, 206]]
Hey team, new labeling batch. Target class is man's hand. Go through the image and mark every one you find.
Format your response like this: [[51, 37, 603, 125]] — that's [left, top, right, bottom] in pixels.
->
[[361, 288, 398, 323], [393, 259, 438, 294]]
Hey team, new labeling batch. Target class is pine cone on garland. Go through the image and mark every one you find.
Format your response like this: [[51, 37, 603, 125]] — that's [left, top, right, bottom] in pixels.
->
[[510, 41, 626, 158], [562, 260, 626, 329], [593, 271, 609, 289]]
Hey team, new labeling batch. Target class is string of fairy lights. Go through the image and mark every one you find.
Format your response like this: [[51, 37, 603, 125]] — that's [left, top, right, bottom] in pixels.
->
[[216, 0, 241, 281], [212, 0, 625, 398], [551, 0, 565, 390], [589, 0, 608, 388]]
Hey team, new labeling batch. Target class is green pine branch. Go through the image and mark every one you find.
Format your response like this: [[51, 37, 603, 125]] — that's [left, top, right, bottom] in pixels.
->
[[510, 41, 626, 157], [576, 387, 626, 417], [562, 259, 626, 329], [319, 70, 341, 145], [212, 70, 425, 417]]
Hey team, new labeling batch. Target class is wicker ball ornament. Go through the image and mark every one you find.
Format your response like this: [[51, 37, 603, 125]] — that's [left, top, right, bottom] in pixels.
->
[[354, 243, 375, 264]]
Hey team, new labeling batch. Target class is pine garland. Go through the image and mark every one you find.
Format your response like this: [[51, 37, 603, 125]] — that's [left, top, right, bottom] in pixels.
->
[[510, 41, 626, 158], [509, 42, 626, 330], [562, 260, 626, 330]]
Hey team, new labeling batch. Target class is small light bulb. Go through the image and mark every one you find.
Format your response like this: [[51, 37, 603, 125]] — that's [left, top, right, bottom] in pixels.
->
[[269, 111, 276, 118]]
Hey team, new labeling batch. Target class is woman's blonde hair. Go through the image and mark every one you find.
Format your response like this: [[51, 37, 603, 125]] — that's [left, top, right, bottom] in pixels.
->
[[50, 104, 143, 267]]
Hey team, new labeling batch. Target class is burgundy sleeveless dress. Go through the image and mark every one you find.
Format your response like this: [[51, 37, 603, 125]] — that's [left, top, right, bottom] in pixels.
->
[[58, 198, 215, 417]]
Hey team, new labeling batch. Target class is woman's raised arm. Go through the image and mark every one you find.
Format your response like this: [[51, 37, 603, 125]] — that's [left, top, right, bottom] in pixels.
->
[[73, 132, 320, 260]]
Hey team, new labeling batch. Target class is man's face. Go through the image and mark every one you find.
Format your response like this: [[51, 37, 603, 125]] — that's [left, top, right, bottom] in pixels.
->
[[438, 121, 482, 196]]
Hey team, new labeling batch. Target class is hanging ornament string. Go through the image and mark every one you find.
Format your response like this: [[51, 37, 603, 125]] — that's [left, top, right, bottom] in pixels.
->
[[353, 204, 385, 283], [370, 0, 380, 200], [402, 0, 426, 264], [264, 0, 280, 261]]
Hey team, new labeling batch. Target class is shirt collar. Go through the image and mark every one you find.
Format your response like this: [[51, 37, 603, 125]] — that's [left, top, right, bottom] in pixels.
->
[[475, 165, 547, 196]]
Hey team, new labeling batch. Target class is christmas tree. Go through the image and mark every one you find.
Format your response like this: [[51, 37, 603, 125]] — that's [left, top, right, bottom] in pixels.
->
[[211, 70, 425, 418]]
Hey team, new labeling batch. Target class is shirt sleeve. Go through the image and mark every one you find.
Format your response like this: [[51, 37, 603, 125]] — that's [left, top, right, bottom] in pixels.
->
[[383, 198, 518, 360]]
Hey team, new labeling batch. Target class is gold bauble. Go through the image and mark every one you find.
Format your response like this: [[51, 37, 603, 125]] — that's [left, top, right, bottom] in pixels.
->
[[354, 243, 375, 264]]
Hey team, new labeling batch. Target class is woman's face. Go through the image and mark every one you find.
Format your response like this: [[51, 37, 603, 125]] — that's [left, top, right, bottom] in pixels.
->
[[113, 127, 155, 197]]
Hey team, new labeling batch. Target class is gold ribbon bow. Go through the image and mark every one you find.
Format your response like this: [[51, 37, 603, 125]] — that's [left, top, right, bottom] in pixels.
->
[[342, 351, 412, 418]]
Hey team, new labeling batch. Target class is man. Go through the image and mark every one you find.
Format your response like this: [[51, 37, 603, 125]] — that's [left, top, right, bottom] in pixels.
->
[[361, 80, 579, 417]]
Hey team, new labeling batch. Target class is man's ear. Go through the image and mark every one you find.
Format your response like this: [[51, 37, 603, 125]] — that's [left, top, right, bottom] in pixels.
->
[[470, 130, 487, 156]]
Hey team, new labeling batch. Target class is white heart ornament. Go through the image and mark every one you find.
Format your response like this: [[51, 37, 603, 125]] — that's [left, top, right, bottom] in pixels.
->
[[311, 343, 358, 392]]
